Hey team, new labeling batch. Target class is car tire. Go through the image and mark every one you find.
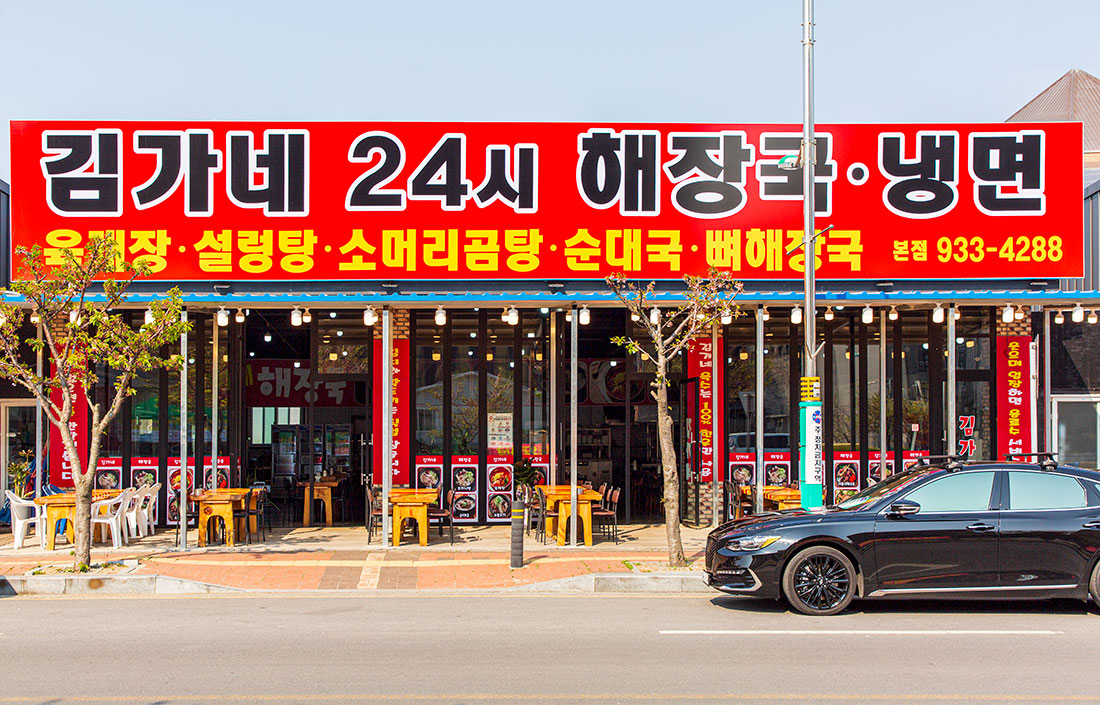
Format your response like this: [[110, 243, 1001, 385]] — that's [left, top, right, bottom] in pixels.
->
[[782, 545, 857, 616], [1089, 560, 1100, 612]]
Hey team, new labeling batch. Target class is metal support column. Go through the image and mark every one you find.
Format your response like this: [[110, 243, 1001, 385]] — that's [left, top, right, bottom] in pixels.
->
[[381, 307, 393, 549], [946, 305, 957, 457], [569, 305, 578, 547], [34, 321, 43, 499], [711, 323, 720, 527], [211, 317, 219, 487], [755, 306, 765, 514], [549, 312, 558, 486], [1044, 309, 1052, 452], [178, 309, 189, 549], [879, 313, 888, 476]]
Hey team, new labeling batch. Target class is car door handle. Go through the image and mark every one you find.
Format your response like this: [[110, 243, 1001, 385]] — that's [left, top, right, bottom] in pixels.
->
[[966, 523, 996, 532], [1083, 521, 1100, 529]]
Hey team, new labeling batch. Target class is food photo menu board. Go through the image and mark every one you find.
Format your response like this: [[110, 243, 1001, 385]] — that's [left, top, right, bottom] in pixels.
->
[[130, 457, 160, 524], [486, 455, 513, 524], [451, 456, 478, 523], [95, 457, 123, 490], [832, 451, 860, 501], [203, 456, 231, 489], [727, 452, 793, 486], [414, 456, 444, 491], [166, 457, 196, 527]]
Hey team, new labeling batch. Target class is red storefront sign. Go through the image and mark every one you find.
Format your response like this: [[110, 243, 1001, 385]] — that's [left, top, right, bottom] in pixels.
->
[[997, 336, 1034, 460], [245, 360, 358, 408], [47, 368, 87, 487], [687, 337, 724, 482], [9, 121, 1082, 281], [372, 338, 409, 484]]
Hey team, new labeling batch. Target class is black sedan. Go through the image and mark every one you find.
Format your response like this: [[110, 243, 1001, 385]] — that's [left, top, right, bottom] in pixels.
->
[[705, 460, 1100, 615]]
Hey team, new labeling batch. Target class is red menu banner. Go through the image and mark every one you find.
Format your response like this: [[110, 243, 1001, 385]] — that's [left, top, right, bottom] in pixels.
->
[[47, 367, 87, 487], [372, 338, 410, 484], [997, 335, 1034, 460], [10, 121, 1083, 281], [687, 337, 724, 482]]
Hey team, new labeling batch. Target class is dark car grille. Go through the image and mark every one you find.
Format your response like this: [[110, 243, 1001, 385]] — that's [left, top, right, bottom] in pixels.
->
[[705, 535, 718, 570]]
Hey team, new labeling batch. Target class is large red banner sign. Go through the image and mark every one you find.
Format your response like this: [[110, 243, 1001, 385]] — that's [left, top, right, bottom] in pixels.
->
[[372, 338, 409, 485], [9, 121, 1082, 281]]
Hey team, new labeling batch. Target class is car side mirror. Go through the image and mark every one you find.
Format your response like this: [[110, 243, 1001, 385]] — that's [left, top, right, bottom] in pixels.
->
[[886, 500, 920, 518]]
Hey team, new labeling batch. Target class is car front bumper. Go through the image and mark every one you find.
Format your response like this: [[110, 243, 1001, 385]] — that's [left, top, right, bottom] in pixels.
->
[[704, 542, 785, 599]]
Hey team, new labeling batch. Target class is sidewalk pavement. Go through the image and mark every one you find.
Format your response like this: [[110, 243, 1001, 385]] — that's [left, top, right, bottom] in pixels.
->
[[0, 523, 711, 592]]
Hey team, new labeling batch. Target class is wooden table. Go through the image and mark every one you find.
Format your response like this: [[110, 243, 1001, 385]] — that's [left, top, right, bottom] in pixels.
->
[[300, 480, 340, 526], [388, 488, 438, 547], [189, 489, 256, 547], [538, 485, 604, 546], [35, 490, 121, 550], [764, 487, 802, 510]]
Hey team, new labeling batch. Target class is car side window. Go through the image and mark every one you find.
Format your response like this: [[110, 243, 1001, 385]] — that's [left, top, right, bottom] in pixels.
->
[[1007, 472, 1087, 510], [901, 472, 996, 513]]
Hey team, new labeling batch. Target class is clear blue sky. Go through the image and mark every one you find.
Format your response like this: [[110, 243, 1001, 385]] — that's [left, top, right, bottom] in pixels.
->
[[2, 0, 1097, 181]]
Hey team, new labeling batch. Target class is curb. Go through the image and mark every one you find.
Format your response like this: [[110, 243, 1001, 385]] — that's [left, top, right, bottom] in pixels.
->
[[0, 574, 242, 596], [509, 571, 711, 593]]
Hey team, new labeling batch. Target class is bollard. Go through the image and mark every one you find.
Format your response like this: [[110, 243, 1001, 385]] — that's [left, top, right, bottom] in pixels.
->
[[510, 499, 525, 569]]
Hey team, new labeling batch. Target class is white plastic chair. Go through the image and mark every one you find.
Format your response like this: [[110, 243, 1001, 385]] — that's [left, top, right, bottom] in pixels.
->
[[143, 483, 161, 536], [5, 490, 44, 549], [91, 488, 133, 549], [125, 486, 150, 538]]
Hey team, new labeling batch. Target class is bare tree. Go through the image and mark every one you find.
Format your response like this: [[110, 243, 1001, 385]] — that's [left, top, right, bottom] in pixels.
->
[[607, 269, 741, 566], [0, 235, 190, 568]]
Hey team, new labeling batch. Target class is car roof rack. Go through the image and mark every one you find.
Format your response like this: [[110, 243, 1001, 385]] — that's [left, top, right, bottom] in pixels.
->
[[1003, 452, 1058, 471], [915, 454, 970, 470]]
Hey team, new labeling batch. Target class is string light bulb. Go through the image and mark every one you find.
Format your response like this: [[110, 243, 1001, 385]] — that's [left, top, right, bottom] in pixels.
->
[[888, 306, 899, 322], [650, 307, 660, 326], [291, 307, 303, 326], [302, 308, 313, 324], [761, 306, 770, 322], [434, 306, 447, 326], [216, 307, 229, 327], [1001, 305, 1015, 324], [1090, 310, 1099, 325], [720, 309, 733, 326], [144, 308, 155, 326], [1054, 310, 1065, 325], [263, 330, 272, 343], [235, 308, 245, 324], [578, 305, 590, 326], [363, 306, 378, 326], [861, 305, 874, 325], [1072, 304, 1086, 323], [507, 306, 520, 326], [790, 306, 803, 325], [824, 306, 834, 321], [932, 304, 945, 324], [1014, 306, 1025, 321]]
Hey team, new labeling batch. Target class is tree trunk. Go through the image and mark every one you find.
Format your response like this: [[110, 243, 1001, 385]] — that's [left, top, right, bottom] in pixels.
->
[[72, 470, 94, 569], [654, 356, 687, 567]]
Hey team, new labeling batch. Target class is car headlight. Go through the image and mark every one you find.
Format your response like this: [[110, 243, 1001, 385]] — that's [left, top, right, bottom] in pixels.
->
[[724, 535, 781, 551]]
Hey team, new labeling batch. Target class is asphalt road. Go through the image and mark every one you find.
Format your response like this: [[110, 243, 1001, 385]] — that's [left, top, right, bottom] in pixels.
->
[[1, 592, 1098, 704]]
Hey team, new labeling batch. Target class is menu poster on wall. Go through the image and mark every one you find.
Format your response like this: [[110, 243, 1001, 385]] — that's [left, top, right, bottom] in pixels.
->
[[869, 451, 894, 484], [833, 451, 859, 500], [486, 455, 514, 524], [130, 457, 160, 524], [94, 458, 123, 490], [414, 456, 444, 490], [527, 455, 549, 486], [762, 452, 791, 486], [166, 457, 196, 526], [728, 452, 755, 484], [203, 456, 231, 489], [487, 413, 513, 454], [902, 450, 929, 470], [451, 456, 478, 523]]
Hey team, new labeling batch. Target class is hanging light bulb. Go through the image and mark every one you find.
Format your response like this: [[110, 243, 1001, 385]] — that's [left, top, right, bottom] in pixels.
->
[[434, 306, 447, 326], [1090, 310, 1099, 325], [291, 307, 303, 326], [861, 305, 874, 325], [501, 308, 509, 322], [507, 306, 520, 326], [363, 306, 378, 326], [790, 306, 803, 325], [1054, 310, 1065, 325], [578, 305, 590, 326], [235, 308, 245, 324], [761, 306, 770, 322], [263, 330, 272, 343], [1001, 305, 1015, 324], [1014, 306, 1025, 321], [565, 309, 572, 322], [216, 307, 229, 327], [954, 307, 961, 320], [720, 309, 733, 325], [69, 309, 79, 324], [144, 308, 155, 326], [29, 310, 40, 324], [932, 304, 945, 324], [1073, 304, 1086, 323], [823, 306, 834, 321], [630, 311, 640, 322], [888, 306, 899, 321], [302, 308, 313, 324], [650, 307, 660, 325]]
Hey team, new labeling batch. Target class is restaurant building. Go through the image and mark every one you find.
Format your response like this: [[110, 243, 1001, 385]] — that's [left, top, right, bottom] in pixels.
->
[[3, 73, 1100, 530]]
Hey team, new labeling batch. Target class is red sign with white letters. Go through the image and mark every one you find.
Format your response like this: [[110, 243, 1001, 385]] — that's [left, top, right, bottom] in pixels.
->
[[9, 121, 1082, 281]]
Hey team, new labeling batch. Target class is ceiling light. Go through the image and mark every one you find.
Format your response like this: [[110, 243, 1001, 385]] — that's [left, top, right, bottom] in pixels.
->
[[565, 309, 572, 322], [823, 306, 834, 321], [954, 308, 961, 320], [1014, 307, 1025, 321], [861, 306, 874, 325], [302, 308, 313, 324], [264, 331, 272, 343], [69, 309, 79, 324], [435, 306, 447, 326], [761, 306, 770, 322], [720, 309, 733, 325], [144, 308, 155, 326], [501, 308, 509, 322], [650, 307, 660, 326], [29, 311, 40, 324], [1054, 311, 1065, 325], [578, 305, 590, 326], [932, 304, 945, 324], [790, 306, 803, 325], [363, 306, 378, 326], [216, 307, 229, 327], [1073, 304, 1085, 323], [1001, 305, 1014, 324], [234, 308, 245, 324], [329, 311, 337, 319], [1090, 311, 1099, 325], [291, 307, 303, 326], [293, 361, 301, 368], [630, 311, 640, 322], [888, 306, 898, 321]]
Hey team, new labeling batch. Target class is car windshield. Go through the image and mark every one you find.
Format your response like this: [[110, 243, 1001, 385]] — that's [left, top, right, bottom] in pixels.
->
[[833, 468, 932, 510]]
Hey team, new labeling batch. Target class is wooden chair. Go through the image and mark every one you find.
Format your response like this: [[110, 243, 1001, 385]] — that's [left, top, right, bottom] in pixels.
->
[[426, 488, 455, 544], [591, 488, 620, 543], [596, 483, 608, 508], [365, 486, 384, 543], [231, 488, 256, 544], [533, 487, 558, 544]]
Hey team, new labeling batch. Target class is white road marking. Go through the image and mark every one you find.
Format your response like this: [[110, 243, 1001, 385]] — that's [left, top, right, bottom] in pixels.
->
[[659, 629, 1064, 635]]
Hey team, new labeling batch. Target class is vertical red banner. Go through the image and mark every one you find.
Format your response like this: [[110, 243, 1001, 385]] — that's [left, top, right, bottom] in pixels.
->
[[996, 336, 1033, 460], [47, 370, 87, 487], [688, 337, 723, 483], [372, 337, 410, 485]]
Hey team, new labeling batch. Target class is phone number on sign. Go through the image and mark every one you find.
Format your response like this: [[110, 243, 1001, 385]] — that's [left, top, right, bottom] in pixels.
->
[[934, 235, 1064, 263]]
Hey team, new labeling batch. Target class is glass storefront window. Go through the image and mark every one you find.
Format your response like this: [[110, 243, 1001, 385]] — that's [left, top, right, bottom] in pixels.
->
[[486, 316, 515, 456], [521, 312, 549, 456], [763, 313, 791, 444], [724, 316, 755, 451], [955, 307, 992, 370], [415, 314, 444, 455], [450, 313, 480, 455]]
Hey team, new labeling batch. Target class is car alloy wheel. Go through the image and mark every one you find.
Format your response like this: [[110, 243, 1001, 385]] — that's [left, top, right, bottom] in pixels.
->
[[1090, 559, 1100, 612], [782, 545, 856, 616]]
